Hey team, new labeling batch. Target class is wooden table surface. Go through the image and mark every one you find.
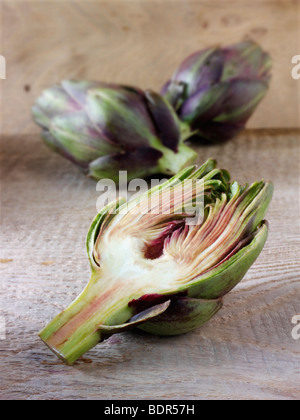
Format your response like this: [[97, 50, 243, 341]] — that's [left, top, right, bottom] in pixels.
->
[[1, 0, 300, 401], [1, 130, 299, 400]]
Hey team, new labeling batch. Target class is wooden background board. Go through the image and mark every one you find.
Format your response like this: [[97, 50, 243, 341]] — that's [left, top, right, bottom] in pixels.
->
[[0, 0, 300, 401], [0, 130, 299, 400], [0, 0, 299, 135]]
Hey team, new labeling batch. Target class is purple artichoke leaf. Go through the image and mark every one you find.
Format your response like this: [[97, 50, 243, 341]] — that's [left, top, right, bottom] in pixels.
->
[[145, 90, 180, 152], [161, 80, 186, 110], [88, 147, 163, 182], [180, 82, 229, 123], [213, 78, 269, 123], [172, 47, 218, 95], [86, 87, 158, 149], [192, 121, 243, 143], [186, 49, 224, 93], [161, 80, 171, 96], [222, 41, 272, 83], [50, 111, 122, 163]]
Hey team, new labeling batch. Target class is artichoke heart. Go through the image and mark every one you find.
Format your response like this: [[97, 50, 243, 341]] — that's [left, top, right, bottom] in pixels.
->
[[39, 159, 273, 364]]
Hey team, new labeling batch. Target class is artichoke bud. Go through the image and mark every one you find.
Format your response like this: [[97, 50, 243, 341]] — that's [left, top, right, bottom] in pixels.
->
[[39, 159, 273, 364], [32, 80, 197, 182], [161, 41, 272, 142]]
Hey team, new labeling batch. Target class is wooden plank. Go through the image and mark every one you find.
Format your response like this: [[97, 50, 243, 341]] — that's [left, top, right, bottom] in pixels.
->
[[0, 130, 299, 400], [1, 0, 299, 136]]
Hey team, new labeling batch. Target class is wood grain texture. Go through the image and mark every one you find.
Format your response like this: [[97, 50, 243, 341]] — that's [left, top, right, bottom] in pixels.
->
[[1, 0, 299, 136], [0, 130, 299, 400]]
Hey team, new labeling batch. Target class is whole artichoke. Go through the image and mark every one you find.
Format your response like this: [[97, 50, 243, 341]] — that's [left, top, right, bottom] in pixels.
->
[[39, 159, 273, 364], [161, 41, 272, 142], [32, 81, 197, 182]]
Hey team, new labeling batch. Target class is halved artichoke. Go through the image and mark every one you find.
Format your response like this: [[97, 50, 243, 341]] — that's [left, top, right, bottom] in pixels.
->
[[39, 159, 273, 364]]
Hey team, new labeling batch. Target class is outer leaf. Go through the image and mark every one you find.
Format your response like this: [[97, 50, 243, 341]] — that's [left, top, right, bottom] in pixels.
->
[[88, 147, 163, 182], [221, 41, 272, 82], [171, 47, 219, 96], [86, 198, 126, 269], [86, 87, 158, 148], [138, 297, 223, 335], [50, 111, 122, 163], [32, 85, 81, 128], [100, 300, 171, 336], [180, 83, 229, 123], [145, 90, 180, 152]]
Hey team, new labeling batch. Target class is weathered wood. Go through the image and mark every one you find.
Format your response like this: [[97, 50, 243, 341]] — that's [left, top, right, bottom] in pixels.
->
[[1, 0, 300, 401], [1, 0, 299, 135], [0, 130, 299, 400]]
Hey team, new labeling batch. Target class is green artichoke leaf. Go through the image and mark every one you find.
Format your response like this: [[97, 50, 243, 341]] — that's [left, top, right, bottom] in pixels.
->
[[99, 300, 171, 336], [138, 297, 223, 336], [50, 111, 122, 163], [86, 87, 158, 148], [86, 198, 126, 270]]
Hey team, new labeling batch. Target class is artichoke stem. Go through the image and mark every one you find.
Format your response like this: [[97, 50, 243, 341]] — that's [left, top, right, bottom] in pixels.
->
[[157, 141, 198, 176], [39, 272, 133, 365]]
